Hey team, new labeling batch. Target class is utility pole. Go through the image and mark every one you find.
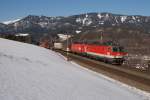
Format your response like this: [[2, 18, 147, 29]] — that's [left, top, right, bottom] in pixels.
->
[[66, 34, 69, 61], [100, 31, 103, 44]]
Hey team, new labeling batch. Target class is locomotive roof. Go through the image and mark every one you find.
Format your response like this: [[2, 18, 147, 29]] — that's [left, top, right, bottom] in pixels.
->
[[73, 41, 120, 46]]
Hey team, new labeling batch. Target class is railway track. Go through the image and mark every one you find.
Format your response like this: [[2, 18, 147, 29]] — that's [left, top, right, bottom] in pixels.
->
[[55, 50, 150, 92]]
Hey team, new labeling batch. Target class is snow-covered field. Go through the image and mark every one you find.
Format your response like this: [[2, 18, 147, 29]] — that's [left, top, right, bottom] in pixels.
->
[[0, 38, 149, 100]]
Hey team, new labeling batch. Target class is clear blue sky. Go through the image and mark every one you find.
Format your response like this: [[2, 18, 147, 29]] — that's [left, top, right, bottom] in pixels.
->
[[0, 0, 150, 22]]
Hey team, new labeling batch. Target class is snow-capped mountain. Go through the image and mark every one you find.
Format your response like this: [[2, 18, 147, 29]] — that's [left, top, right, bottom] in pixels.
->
[[0, 12, 150, 34], [3, 18, 21, 25]]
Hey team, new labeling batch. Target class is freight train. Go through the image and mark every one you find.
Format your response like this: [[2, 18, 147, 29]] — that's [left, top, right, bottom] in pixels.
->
[[54, 41, 127, 65]]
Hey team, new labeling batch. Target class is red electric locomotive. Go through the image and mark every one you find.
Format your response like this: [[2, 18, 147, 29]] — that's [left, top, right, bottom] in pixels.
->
[[71, 41, 127, 65]]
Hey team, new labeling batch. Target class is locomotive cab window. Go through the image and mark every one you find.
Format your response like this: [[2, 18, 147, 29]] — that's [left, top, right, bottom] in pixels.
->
[[112, 47, 126, 52], [112, 47, 118, 52]]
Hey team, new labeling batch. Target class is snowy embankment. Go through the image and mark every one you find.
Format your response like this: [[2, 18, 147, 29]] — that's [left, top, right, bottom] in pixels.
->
[[0, 38, 149, 100]]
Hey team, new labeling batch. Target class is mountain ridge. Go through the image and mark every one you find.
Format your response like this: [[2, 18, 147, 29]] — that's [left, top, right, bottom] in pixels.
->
[[0, 12, 150, 42]]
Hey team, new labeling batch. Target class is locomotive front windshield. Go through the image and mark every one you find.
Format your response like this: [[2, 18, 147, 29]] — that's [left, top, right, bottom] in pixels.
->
[[112, 46, 126, 52]]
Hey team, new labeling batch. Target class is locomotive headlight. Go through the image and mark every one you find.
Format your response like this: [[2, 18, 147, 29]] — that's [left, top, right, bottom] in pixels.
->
[[78, 47, 81, 50], [107, 52, 110, 55]]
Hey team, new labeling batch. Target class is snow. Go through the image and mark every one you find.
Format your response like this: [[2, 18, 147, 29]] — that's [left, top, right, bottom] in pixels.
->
[[82, 18, 87, 25], [115, 16, 119, 23], [76, 16, 92, 26], [15, 33, 29, 37], [85, 20, 92, 25], [121, 16, 127, 23], [76, 18, 82, 23], [3, 19, 20, 25], [0, 38, 150, 100], [105, 13, 109, 18], [99, 21, 104, 25], [138, 19, 141, 22], [82, 18, 92, 26], [38, 22, 48, 28], [85, 14, 88, 18], [75, 30, 81, 34], [132, 16, 136, 20], [97, 13, 103, 19]]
